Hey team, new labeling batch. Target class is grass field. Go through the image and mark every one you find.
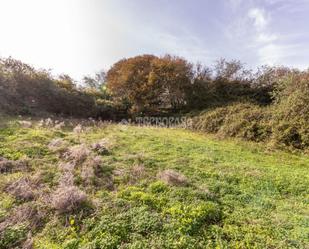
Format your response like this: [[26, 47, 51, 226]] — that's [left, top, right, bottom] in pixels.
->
[[0, 117, 308, 248]]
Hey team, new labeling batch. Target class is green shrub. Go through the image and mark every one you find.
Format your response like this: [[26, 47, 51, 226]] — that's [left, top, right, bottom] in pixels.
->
[[129, 206, 163, 235], [117, 186, 164, 209], [218, 105, 272, 141], [0, 224, 27, 249], [271, 73, 309, 149], [192, 103, 272, 142], [163, 202, 221, 234], [149, 181, 169, 193]]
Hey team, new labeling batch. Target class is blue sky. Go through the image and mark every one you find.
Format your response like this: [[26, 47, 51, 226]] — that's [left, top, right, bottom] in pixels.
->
[[0, 0, 308, 79]]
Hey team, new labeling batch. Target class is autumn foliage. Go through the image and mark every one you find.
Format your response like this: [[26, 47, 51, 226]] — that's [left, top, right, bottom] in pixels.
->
[[106, 55, 193, 114]]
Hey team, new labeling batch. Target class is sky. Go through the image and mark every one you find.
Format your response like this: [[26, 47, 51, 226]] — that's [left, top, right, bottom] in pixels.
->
[[0, 0, 308, 80]]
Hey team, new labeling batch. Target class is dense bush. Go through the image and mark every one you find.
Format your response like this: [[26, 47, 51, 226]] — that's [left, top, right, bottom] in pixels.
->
[[271, 71, 309, 149], [190, 65, 309, 150], [192, 74, 309, 150], [192, 103, 272, 142]]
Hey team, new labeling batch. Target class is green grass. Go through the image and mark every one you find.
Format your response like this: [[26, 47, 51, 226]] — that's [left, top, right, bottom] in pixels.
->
[[0, 119, 308, 248]]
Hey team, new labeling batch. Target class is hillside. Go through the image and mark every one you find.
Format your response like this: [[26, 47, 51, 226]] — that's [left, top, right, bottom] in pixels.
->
[[0, 117, 308, 248]]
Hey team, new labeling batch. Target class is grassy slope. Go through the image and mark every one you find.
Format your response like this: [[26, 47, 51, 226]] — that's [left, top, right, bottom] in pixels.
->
[[0, 118, 308, 248]]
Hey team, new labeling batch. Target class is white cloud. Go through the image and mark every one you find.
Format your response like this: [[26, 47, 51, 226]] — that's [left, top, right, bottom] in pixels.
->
[[246, 7, 285, 65], [248, 8, 268, 30]]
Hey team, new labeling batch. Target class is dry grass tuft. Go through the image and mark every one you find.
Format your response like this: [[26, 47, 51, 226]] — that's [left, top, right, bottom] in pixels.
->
[[38, 118, 54, 128], [6, 177, 37, 200], [64, 144, 91, 164], [0, 157, 28, 174], [51, 186, 87, 213], [58, 162, 76, 172], [58, 171, 75, 187], [48, 138, 68, 152], [54, 121, 65, 130], [18, 120, 32, 128], [81, 165, 95, 185], [91, 138, 111, 155], [129, 164, 146, 183], [81, 155, 114, 189], [80, 156, 104, 186], [112, 168, 126, 177], [73, 124, 83, 134], [22, 233, 33, 249], [157, 169, 188, 186], [0, 157, 14, 173], [0, 203, 45, 233]]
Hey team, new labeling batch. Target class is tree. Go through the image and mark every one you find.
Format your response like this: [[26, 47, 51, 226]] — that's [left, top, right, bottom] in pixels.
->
[[56, 74, 76, 92], [106, 55, 158, 113], [149, 55, 194, 111], [83, 71, 106, 90], [106, 54, 194, 114]]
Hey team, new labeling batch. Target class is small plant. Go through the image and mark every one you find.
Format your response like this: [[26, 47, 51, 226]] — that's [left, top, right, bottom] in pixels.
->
[[149, 181, 169, 193]]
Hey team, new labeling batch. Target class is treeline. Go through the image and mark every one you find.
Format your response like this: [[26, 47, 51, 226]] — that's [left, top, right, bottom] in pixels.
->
[[0, 55, 308, 150], [105, 55, 276, 113], [0, 57, 115, 118]]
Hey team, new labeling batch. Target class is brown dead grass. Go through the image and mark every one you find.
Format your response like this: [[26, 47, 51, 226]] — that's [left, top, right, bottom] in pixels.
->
[[0, 157, 28, 174], [157, 169, 188, 186], [91, 138, 111, 155], [51, 186, 87, 213], [6, 177, 38, 201], [48, 138, 69, 153], [0, 202, 45, 233], [63, 144, 91, 164]]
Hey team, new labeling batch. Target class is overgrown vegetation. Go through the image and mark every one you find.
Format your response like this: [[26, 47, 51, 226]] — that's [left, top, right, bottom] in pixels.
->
[[191, 69, 309, 151], [0, 118, 308, 248], [2, 54, 308, 150]]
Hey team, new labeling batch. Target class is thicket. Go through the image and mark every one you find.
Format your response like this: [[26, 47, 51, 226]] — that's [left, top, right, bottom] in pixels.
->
[[0, 58, 113, 118], [191, 69, 309, 150]]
